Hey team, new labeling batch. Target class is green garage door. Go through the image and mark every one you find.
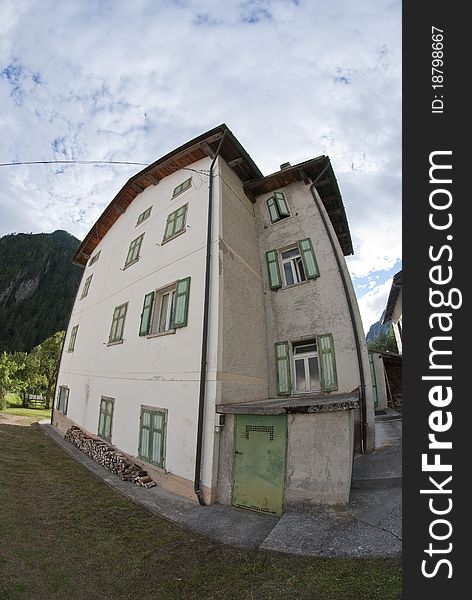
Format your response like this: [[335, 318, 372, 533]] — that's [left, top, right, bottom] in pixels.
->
[[232, 414, 287, 516]]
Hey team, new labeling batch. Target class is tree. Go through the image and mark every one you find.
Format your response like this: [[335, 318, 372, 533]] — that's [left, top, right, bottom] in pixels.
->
[[367, 325, 398, 354], [0, 352, 20, 410], [32, 331, 65, 409]]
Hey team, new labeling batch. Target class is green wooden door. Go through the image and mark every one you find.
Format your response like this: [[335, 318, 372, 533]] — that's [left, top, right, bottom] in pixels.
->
[[232, 414, 287, 516]]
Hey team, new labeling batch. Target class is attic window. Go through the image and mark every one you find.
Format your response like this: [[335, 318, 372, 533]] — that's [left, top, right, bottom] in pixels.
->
[[267, 192, 290, 223], [172, 177, 192, 198], [137, 206, 152, 226], [88, 251, 101, 266]]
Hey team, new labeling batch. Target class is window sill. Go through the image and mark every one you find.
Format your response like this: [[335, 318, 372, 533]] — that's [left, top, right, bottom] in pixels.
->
[[123, 257, 140, 270], [107, 339, 124, 347], [281, 280, 310, 291], [66, 349, 75, 353], [161, 228, 186, 245], [147, 329, 176, 339]]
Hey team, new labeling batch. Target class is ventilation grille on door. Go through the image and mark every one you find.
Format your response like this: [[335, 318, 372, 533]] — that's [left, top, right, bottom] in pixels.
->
[[244, 425, 274, 441]]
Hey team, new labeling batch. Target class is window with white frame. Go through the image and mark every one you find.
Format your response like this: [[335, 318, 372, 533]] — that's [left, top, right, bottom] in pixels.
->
[[266, 239, 319, 290], [275, 334, 337, 396], [155, 284, 176, 333], [280, 246, 307, 286], [292, 339, 320, 393], [139, 278, 191, 337]]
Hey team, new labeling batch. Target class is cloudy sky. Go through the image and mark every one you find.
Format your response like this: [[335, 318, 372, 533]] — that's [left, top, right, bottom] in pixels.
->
[[0, 0, 401, 332]]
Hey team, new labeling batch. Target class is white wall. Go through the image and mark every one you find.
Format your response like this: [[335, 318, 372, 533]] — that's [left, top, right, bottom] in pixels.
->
[[56, 157, 220, 488]]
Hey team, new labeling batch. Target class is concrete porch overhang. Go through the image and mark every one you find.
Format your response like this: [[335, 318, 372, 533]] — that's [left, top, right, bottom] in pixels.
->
[[216, 393, 359, 415]]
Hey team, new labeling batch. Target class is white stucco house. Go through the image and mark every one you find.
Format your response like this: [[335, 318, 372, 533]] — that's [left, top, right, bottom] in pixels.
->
[[53, 124, 375, 515]]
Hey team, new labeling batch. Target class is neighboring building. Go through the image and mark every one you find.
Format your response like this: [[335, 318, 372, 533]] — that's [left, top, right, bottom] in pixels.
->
[[382, 270, 402, 354], [52, 124, 375, 515]]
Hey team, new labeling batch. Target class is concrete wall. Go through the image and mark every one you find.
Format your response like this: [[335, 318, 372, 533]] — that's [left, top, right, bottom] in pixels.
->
[[217, 158, 269, 404], [285, 409, 355, 506], [370, 352, 389, 411], [55, 157, 220, 497]]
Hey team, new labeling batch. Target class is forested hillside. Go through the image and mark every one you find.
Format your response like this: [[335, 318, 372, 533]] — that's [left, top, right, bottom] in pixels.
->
[[0, 230, 83, 353]]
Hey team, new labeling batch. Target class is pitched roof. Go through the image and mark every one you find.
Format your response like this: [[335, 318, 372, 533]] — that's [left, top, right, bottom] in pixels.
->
[[73, 124, 353, 265]]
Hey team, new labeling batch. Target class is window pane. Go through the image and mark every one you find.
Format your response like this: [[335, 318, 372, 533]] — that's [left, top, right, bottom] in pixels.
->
[[151, 430, 162, 464], [296, 257, 306, 282], [140, 427, 149, 460], [308, 357, 320, 390], [281, 248, 299, 259], [158, 293, 169, 332], [142, 411, 151, 427], [283, 262, 295, 286], [295, 359, 306, 392], [294, 343, 317, 354]]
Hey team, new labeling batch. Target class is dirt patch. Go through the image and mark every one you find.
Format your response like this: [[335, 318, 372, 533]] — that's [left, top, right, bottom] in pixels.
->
[[0, 412, 37, 426]]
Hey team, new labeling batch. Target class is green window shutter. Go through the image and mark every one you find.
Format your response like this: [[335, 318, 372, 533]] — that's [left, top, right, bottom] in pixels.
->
[[266, 250, 282, 289], [150, 412, 165, 467], [64, 389, 69, 415], [267, 197, 280, 223], [274, 191, 290, 217], [318, 334, 338, 392], [173, 277, 191, 328], [275, 341, 291, 396], [139, 292, 155, 336], [164, 213, 176, 241], [174, 205, 187, 233], [299, 238, 320, 279], [139, 409, 152, 461]]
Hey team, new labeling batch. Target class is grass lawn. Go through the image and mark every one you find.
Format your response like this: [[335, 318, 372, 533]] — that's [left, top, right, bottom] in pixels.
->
[[0, 393, 51, 424], [0, 419, 401, 600]]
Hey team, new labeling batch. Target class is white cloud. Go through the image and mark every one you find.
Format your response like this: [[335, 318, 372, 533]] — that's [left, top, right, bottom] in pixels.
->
[[357, 277, 394, 333], [0, 0, 401, 302]]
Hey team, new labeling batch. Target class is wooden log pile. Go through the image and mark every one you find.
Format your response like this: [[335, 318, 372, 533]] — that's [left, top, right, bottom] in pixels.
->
[[64, 426, 156, 489]]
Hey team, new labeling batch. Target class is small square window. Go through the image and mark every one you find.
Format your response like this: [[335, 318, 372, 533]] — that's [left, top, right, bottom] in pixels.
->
[[108, 303, 128, 344], [88, 250, 101, 266], [172, 177, 192, 198], [56, 386, 70, 414], [68, 325, 78, 352], [163, 204, 188, 243], [137, 206, 152, 226], [124, 234, 144, 268], [80, 274, 93, 299], [267, 191, 290, 223]]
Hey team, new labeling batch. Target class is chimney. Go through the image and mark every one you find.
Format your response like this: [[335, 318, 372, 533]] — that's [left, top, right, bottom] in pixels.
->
[[280, 162, 291, 170]]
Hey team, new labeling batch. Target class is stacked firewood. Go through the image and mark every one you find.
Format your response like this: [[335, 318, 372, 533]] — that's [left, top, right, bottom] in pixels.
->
[[64, 426, 156, 489]]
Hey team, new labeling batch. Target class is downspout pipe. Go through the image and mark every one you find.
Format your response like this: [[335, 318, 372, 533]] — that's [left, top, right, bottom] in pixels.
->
[[194, 129, 227, 505], [309, 161, 367, 452]]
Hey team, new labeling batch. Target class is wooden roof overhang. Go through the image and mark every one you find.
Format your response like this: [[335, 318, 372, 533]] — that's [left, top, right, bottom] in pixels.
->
[[73, 125, 353, 264], [244, 156, 354, 256], [73, 124, 263, 266]]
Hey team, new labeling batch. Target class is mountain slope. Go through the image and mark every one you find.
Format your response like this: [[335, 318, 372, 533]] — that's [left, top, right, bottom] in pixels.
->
[[0, 230, 83, 353]]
